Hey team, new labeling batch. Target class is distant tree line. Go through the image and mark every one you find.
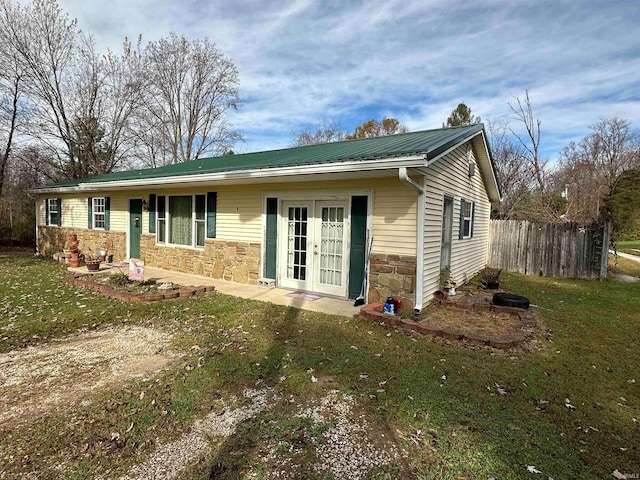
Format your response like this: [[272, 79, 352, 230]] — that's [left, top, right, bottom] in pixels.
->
[[0, 0, 240, 244]]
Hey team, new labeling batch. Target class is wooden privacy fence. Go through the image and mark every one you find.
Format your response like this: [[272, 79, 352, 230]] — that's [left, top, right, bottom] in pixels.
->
[[488, 220, 610, 279]]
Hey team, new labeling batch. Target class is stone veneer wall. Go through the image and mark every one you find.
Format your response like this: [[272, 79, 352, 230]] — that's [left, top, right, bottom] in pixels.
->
[[38, 226, 126, 261], [140, 234, 261, 285], [368, 253, 416, 310]]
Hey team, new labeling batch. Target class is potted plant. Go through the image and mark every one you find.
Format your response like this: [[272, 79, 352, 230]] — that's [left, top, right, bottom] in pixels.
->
[[443, 276, 457, 295], [480, 267, 501, 289], [84, 250, 101, 271]]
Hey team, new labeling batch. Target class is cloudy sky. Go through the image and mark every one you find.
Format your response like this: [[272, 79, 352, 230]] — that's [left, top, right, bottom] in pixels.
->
[[58, 0, 639, 159]]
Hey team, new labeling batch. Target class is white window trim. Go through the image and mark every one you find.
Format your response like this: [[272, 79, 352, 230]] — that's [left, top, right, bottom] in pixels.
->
[[155, 194, 206, 249], [48, 198, 59, 226], [92, 197, 106, 230], [462, 201, 474, 239]]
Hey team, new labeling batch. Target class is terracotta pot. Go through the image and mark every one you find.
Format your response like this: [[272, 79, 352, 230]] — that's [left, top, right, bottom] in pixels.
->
[[69, 257, 80, 268], [86, 260, 101, 271]]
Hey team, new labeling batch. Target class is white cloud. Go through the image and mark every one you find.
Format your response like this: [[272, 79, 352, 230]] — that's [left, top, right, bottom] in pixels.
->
[[57, 0, 640, 159]]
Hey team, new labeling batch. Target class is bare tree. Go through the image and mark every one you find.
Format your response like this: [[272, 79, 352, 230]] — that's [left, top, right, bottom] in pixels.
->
[[582, 117, 639, 195], [0, 0, 30, 194], [141, 33, 240, 165], [290, 120, 346, 147], [486, 119, 530, 219], [70, 35, 146, 176], [508, 90, 546, 193], [4, 0, 80, 177], [555, 117, 639, 222]]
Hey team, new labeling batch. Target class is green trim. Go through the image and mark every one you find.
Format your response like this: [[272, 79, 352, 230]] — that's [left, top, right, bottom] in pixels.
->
[[129, 199, 142, 258], [149, 194, 156, 233], [56, 198, 61, 226], [104, 197, 110, 231], [264, 198, 278, 279], [348, 196, 368, 299], [88, 197, 93, 229]]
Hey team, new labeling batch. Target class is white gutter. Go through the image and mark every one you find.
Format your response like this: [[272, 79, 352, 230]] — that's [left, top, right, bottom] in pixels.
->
[[28, 155, 428, 194], [398, 167, 424, 312]]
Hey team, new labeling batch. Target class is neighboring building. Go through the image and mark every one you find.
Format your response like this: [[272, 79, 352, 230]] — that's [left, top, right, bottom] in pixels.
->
[[34, 124, 501, 311]]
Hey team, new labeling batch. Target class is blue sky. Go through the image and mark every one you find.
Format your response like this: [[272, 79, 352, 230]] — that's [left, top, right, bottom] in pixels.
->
[[59, 0, 639, 160]]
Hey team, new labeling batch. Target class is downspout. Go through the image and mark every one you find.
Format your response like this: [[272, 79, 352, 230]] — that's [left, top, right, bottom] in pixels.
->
[[398, 167, 424, 312], [34, 196, 39, 255]]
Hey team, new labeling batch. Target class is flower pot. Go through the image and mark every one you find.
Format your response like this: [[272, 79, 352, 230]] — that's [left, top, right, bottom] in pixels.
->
[[69, 257, 80, 268], [86, 260, 101, 271]]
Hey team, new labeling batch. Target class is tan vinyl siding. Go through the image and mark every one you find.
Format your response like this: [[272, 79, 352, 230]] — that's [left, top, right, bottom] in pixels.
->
[[258, 177, 417, 256], [40, 176, 418, 257], [422, 142, 492, 300], [38, 193, 129, 231]]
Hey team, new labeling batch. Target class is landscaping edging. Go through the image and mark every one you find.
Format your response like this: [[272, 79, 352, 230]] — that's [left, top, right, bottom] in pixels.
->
[[64, 275, 216, 303], [360, 300, 537, 350]]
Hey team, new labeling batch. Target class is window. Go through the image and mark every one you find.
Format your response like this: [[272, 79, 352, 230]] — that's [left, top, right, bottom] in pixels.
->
[[460, 199, 474, 239], [195, 195, 206, 247], [92, 197, 106, 229], [156, 194, 207, 248], [157, 195, 166, 242], [47, 198, 61, 226], [87, 196, 109, 230]]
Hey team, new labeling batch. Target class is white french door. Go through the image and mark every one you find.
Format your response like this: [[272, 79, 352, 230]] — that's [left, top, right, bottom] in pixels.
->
[[279, 200, 348, 297]]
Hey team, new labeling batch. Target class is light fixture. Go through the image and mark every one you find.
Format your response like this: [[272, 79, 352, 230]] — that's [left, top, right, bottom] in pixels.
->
[[142, 198, 149, 212]]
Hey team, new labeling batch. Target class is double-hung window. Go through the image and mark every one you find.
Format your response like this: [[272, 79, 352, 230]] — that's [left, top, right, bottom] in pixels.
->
[[155, 194, 207, 248], [47, 198, 61, 226], [92, 197, 106, 229], [460, 199, 474, 239]]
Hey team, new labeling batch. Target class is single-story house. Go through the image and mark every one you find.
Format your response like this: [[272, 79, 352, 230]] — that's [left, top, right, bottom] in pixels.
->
[[34, 124, 501, 311]]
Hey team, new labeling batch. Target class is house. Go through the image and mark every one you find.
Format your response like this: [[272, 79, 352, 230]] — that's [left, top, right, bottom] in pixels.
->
[[34, 124, 501, 311]]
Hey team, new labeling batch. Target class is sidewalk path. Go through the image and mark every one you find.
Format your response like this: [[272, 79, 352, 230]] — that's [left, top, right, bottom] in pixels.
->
[[610, 250, 640, 264]]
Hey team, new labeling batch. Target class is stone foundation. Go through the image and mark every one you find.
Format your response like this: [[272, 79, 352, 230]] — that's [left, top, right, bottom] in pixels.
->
[[368, 253, 416, 310], [140, 234, 261, 285], [38, 227, 126, 262]]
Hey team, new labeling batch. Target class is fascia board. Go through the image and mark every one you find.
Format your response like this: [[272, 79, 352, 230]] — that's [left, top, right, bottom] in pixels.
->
[[70, 155, 428, 192]]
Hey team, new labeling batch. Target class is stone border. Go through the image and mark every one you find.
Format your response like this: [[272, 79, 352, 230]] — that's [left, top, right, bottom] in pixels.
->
[[64, 274, 216, 303], [360, 300, 537, 350]]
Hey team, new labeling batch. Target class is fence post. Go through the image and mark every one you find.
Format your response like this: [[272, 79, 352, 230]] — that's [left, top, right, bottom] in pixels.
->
[[599, 221, 611, 280]]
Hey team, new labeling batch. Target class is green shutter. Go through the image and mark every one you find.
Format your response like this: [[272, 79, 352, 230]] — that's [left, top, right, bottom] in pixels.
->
[[45, 198, 50, 225], [470, 201, 475, 238], [264, 197, 277, 279], [148, 194, 156, 233], [104, 197, 110, 231], [88, 197, 93, 229], [206, 192, 217, 238], [348, 196, 368, 299], [458, 199, 465, 240], [56, 198, 62, 226]]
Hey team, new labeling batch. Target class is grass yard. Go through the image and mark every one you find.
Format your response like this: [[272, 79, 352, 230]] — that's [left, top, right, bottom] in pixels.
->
[[0, 252, 639, 479], [616, 240, 640, 257]]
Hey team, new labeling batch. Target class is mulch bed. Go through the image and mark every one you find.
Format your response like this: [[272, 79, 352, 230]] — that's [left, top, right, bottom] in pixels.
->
[[360, 289, 540, 350], [64, 273, 215, 303]]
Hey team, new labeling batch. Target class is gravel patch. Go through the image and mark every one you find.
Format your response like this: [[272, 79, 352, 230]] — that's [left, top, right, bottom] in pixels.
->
[[256, 390, 403, 480], [0, 326, 178, 428], [113, 388, 271, 480]]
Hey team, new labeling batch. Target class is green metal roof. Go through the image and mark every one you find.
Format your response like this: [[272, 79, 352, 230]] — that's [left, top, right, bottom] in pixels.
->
[[37, 124, 486, 189]]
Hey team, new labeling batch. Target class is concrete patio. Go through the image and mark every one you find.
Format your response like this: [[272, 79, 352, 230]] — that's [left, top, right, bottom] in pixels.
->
[[68, 263, 362, 318]]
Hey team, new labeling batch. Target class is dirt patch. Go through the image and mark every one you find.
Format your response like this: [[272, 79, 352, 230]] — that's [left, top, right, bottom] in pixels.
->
[[420, 306, 520, 337], [0, 326, 181, 429]]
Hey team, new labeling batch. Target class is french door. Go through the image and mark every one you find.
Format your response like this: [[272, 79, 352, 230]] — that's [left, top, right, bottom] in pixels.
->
[[279, 200, 348, 297]]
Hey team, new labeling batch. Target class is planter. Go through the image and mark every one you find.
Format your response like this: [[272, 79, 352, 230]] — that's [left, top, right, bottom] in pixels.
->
[[86, 260, 101, 271], [69, 257, 80, 268]]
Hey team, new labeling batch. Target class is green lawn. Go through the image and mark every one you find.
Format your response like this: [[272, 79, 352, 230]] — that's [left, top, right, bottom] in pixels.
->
[[1, 253, 639, 479], [616, 240, 640, 256]]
